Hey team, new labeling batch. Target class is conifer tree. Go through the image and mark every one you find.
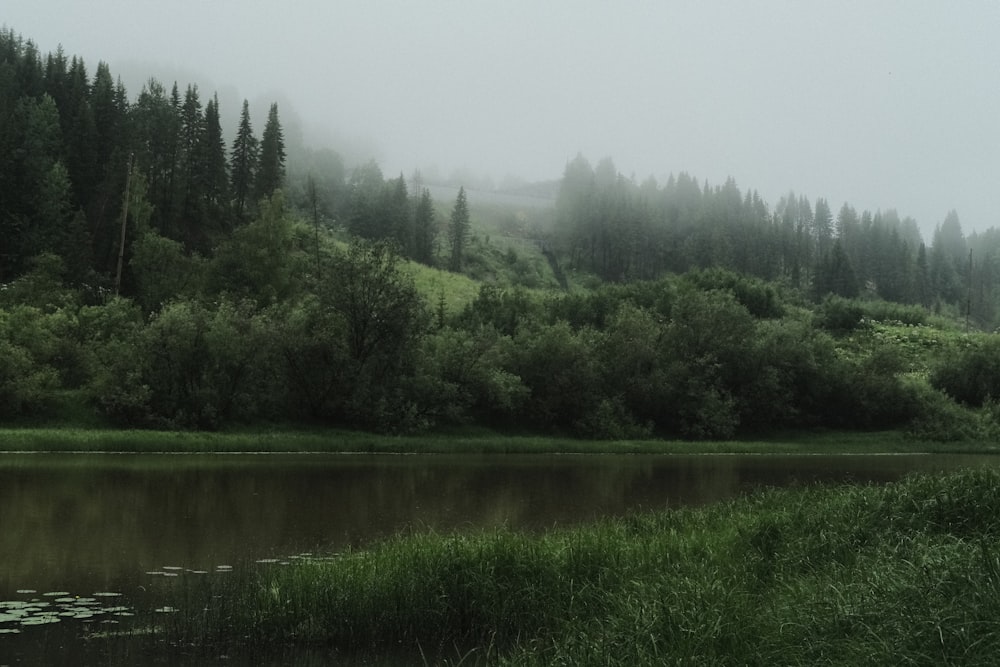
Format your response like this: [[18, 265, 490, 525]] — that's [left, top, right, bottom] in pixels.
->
[[230, 99, 257, 220], [813, 198, 833, 257], [388, 174, 412, 254], [448, 186, 470, 272], [202, 94, 229, 226], [413, 188, 436, 266], [254, 102, 285, 202], [178, 84, 205, 238], [346, 160, 386, 239]]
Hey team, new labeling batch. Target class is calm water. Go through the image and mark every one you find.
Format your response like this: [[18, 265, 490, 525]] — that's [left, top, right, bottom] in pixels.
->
[[0, 451, 997, 663]]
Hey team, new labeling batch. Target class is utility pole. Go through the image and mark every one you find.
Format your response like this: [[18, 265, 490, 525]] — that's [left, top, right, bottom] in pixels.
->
[[114, 153, 134, 296]]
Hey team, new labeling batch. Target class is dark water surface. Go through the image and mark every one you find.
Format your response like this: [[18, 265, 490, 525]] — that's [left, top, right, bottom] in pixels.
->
[[0, 451, 998, 663]]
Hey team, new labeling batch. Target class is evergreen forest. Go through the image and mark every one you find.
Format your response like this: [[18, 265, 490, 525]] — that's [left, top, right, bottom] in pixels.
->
[[3, 28, 1000, 441]]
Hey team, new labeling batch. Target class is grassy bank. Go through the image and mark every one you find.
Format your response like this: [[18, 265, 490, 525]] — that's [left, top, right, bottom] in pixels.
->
[[145, 468, 1000, 665], [0, 426, 998, 455]]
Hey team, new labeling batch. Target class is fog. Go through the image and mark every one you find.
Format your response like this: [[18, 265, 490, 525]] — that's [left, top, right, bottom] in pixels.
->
[[5, 1, 999, 234]]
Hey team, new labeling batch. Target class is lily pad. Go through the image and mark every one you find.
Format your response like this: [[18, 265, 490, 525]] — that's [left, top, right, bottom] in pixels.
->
[[21, 615, 61, 626]]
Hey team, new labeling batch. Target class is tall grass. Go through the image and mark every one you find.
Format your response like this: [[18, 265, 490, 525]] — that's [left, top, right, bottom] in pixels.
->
[[150, 469, 1000, 665], [0, 427, 993, 454]]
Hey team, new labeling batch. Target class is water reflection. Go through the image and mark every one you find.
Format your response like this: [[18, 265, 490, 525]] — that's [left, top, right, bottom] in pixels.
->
[[0, 452, 997, 598]]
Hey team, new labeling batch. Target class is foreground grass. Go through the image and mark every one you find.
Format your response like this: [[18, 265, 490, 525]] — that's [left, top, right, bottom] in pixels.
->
[[1, 426, 998, 455], [149, 469, 1000, 665]]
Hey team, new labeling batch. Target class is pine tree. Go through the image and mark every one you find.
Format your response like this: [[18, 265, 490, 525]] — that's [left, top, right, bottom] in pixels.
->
[[413, 188, 436, 265], [254, 102, 285, 202], [202, 94, 229, 227], [130, 78, 181, 236], [230, 99, 257, 220], [88, 63, 130, 274], [815, 239, 859, 299], [63, 56, 96, 207], [388, 174, 411, 254], [178, 83, 205, 244], [346, 160, 386, 239], [448, 186, 470, 272], [813, 198, 833, 257]]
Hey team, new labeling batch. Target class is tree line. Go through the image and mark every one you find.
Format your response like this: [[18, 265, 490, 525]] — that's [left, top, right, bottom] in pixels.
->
[[3, 29, 1000, 440], [0, 28, 287, 288], [554, 155, 1000, 329], [1, 222, 993, 440]]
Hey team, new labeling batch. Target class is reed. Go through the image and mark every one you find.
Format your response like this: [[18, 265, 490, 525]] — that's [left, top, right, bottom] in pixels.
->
[[146, 468, 1000, 665]]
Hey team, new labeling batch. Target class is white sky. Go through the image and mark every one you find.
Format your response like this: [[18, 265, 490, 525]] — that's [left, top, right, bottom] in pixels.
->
[[4, 1, 999, 234]]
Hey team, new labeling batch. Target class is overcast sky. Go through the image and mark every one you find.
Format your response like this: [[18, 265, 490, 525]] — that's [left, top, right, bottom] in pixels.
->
[[5, 1, 999, 235]]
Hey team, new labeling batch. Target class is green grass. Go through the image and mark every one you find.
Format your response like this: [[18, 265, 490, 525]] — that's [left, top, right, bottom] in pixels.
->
[[145, 468, 1000, 665], [1, 426, 998, 454], [404, 261, 483, 316]]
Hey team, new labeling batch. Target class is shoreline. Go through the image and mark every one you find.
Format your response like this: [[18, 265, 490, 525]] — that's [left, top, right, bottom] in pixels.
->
[[0, 427, 997, 455]]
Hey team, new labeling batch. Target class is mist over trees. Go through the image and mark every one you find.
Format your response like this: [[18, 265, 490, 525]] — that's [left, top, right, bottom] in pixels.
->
[[4, 28, 1000, 440], [553, 154, 999, 326]]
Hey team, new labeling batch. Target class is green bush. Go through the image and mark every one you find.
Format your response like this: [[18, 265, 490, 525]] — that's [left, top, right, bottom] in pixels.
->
[[512, 321, 604, 433], [0, 339, 59, 418], [859, 300, 930, 326], [683, 267, 784, 318], [814, 295, 866, 334], [930, 337, 1000, 407], [906, 380, 981, 441]]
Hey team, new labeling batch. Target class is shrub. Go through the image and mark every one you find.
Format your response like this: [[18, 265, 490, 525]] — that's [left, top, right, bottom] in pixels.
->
[[905, 380, 980, 441], [814, 296, 865, 334], [859, 300, 930, 326], [683, 267, 784, 318], [930, 337, 1000, 407]]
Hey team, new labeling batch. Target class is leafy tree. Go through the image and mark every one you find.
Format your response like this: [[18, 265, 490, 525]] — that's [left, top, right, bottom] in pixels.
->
[[448, 186, 470, 272], [95, 298, 285, 428], [209, 192, 298, 303], [307, 239, 429, 428], [511, 320, 604, 433], [130, 231, 206, 312], [411, 325, 527, 426], [657, 287, 756, 438], [931, 338, 1000, 408]]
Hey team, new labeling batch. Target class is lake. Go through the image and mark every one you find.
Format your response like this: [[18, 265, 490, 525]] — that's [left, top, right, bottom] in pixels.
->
[[0, 450, 997, 663]]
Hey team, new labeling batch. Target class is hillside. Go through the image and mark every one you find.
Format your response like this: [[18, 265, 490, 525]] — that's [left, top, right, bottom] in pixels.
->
[[2, 27, 1000, 442]]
